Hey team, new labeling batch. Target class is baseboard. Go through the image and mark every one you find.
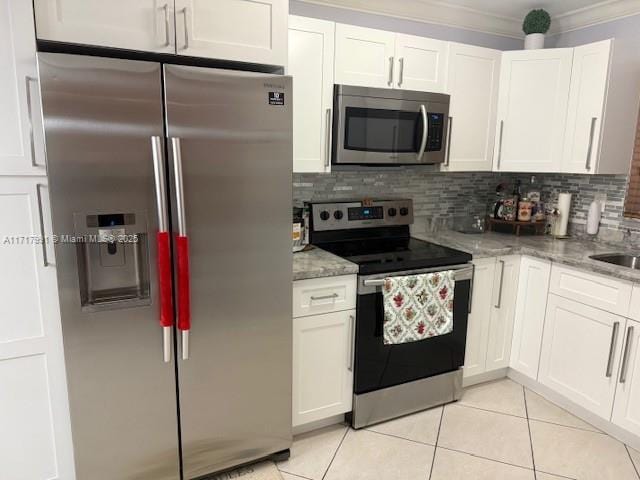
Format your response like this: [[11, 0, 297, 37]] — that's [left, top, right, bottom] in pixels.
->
[[292, 414, 346, 436], [507, 368, 640, 452], [462, 367, 509, 387]]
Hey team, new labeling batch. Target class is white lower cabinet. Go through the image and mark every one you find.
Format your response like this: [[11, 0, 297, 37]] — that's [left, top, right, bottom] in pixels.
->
[[292, 309, 355, 427], [0, 177, 74, 479], [463, 257, 496, 378], [486, 255, 520, 371], [463, 255, 519, 381], [539, 294, 625, 419], [510, 256, 551, 379], [612, 319, 640, 436]]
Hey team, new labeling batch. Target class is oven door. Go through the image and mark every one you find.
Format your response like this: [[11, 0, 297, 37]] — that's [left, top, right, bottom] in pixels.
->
[[354, 265, 472, 395], [334, 94, 449, 165]]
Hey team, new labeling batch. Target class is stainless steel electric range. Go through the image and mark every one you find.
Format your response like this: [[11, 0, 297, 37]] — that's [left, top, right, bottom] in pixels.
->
[[309, 199, 473, 428]]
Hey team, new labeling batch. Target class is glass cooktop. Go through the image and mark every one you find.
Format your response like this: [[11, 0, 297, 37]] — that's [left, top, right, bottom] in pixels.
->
[[317, 237, 472, 275]]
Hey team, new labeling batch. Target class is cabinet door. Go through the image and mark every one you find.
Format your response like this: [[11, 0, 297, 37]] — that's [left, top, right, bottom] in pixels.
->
[[510, 256, 551, 379], [292, 310, 355, 427], [34, 0, 175, 53], [0, 178, 74, 479], [0, 0, 47, 175], [442, 43, 501, 172], [495, 49, 573, 172], [562, 40, 611, 174], [394, 34, 447, 92], [612, 320, 640, 436], [288, 16, 334, 173], [334, 24, 396, 88], [175, 0, 288, 66], [463, 258, 496, 379], [539, 294, 624, 419], [486, 255, 520, 371]]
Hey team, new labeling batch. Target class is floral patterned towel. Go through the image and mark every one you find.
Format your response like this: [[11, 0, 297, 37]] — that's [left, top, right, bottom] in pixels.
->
[[382, 271, 455, 345]]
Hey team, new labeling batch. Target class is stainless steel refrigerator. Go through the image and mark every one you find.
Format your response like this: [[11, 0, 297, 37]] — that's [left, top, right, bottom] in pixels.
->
[[37, 52, 293, 480]]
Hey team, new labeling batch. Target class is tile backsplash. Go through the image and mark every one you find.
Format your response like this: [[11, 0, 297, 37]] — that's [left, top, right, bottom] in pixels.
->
[[294, 169, 638, 240]]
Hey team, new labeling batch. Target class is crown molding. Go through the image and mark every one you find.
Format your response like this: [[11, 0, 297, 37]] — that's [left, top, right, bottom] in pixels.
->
[[297, 0, 640, 39], [296, 0, 524, 39], [549, 0, 640, 34]]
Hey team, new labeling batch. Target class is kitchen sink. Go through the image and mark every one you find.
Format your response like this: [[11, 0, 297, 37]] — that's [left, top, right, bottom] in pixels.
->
[[590, 253, 640, 269]]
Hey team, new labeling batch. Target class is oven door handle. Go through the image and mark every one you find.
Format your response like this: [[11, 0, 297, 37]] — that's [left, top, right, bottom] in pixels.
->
[[362, 265, 474, 287], [417, 104, 428, 161]]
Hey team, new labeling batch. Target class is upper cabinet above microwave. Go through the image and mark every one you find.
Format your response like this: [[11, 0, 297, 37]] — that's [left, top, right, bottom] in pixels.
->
[[33, 0, 288, 66], [335, 24, 448, 92]]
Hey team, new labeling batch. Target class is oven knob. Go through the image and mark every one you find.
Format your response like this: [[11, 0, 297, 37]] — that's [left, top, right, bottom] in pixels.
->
[[333, 210, 344, 220], [400, 207, 409, 216], [319, 210, 330, 221], [387, 208, 397, 217]]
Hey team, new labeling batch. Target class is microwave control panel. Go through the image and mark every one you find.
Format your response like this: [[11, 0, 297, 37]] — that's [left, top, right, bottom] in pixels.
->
[[426, 113, 444, 152]]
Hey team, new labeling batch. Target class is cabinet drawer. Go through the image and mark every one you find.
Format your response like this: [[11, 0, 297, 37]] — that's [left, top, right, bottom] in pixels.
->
[[549, 264, 632, 316], [293, 275, 357, 318]]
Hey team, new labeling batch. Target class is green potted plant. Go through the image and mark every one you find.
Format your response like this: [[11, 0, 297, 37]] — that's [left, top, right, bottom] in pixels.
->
[[523, 9, 551, 49]]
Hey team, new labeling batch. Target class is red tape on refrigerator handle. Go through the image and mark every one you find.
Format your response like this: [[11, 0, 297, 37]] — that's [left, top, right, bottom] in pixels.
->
[[157, 231, 174, 328], [176, 235, 191, 332]]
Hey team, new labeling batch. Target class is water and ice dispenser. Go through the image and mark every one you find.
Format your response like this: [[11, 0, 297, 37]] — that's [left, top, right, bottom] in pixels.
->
[[74, 212, 151, 310]]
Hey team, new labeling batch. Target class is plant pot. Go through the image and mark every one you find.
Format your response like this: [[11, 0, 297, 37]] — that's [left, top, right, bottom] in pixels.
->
[[524, 33, 545, 49]]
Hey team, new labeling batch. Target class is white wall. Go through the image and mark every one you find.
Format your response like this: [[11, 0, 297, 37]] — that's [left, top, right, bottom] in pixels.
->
[[289, 0, 523, 50]]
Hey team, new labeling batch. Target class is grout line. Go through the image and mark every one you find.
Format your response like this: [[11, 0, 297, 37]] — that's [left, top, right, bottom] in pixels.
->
[[534, 469, 577, 480], [320, 426, 349, 480], [625, 444, 640, 480], [367, 428, 436, 447], [278, 469, 314, 480], [427, 404, 445, 480], [523, 385, 538, 480], [436, 445, 534, 472], [456, 402, 605, 435]]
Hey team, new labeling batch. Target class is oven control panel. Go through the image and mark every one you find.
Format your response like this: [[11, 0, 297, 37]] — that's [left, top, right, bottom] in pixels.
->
[[311, 200, 414, 231]]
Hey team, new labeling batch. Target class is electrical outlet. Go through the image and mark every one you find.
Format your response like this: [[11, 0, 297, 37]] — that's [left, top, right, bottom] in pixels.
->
[[594, 194, 607, 213]]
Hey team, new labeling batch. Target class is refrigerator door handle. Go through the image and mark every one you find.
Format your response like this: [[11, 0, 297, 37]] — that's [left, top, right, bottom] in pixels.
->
[[171, 137, 191, 360], [152, 136, 174, 363]]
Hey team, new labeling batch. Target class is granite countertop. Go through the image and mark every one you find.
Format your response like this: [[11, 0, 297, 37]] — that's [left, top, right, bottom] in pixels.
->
[[293, 246, 358, 281], [413, 230, 640, 283]]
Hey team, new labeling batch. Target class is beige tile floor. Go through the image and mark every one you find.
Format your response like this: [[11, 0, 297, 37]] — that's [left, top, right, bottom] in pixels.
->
[[277, 379, 640, 480]]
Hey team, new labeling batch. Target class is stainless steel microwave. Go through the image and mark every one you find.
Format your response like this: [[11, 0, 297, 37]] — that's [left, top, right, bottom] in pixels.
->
[[332, 85, 450, 165]]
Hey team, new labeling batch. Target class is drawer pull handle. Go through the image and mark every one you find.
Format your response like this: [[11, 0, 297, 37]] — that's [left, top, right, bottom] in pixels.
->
[[310, 293, 339, 301], [348, 314, 355, 371], [494, 260, 505, 309], [606, 321, 620, 378]]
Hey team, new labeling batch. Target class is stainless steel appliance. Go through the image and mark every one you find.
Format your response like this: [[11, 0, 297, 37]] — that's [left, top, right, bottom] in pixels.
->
[[309, 200, 472, 428], [332, 85, 450, 165], [38, 53, 292, 480]]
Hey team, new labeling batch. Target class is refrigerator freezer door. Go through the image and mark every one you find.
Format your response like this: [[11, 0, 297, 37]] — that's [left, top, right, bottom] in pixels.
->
[[38, 53, 180, 480], [164, 65, 293, 478]]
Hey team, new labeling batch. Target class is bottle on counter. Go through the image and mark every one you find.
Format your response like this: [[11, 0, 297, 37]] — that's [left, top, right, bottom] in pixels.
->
[[524, 175, 542, 222]]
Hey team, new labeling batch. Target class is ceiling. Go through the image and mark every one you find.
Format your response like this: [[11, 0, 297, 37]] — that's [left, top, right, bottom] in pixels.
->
[[300, 0, 640, 37]]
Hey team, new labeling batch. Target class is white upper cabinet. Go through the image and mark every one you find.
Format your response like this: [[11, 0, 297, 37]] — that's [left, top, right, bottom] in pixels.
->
[[394, 34, 447, 92], [510, 256, 551, 380], [1, 0, 47, 175], [174, 0, 288, 65], [539, 294, 624, 419], [442, 43, 501, 172], [334, 24, 396, 88], [288, 16, 334, 173], [562, 40, 612, 174], [495, 48, 574, 172], [612, 320, 640, 437], [34, 0, 176, 53]]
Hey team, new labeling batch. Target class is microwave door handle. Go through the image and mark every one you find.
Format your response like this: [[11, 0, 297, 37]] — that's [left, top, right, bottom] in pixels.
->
[[417, 105, 428, 160]]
